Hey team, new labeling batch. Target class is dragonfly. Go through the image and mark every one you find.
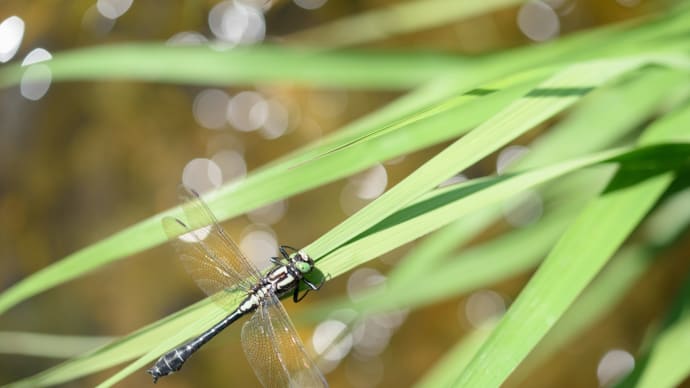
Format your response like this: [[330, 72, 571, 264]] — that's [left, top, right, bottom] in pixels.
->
[[147, 187, 327, 387]]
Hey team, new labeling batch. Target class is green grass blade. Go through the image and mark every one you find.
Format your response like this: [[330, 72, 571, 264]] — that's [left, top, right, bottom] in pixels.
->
[[8, 51, 676, 317], [2, 6, 688, 93], [388, 66, 687, 287], [451, 100, 690, 386], [612, 186, 690, 388], [453, 169, 675, 387], [0, 72, 541, 316], [308, 191, 589, 318], [4, 297, 234, 387], [634, 284, 690, 388], [287, 0, 525, 47], [420, 183, 690, 387], [307, 55, 679, 260], [0, 332, 113, 359], [7, 142, 688, 387], [0, 43, 470, 90], [414, 321, 498, 388], [314, 142, 689, 285], [516, 67, 690, 169], [310, 166, 614, 317]]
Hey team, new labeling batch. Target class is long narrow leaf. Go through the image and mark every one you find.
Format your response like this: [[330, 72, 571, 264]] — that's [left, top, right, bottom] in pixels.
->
[[454, 169, 675, 387], [451, 100, 690, 387], [9, 142, 688, 387], [0, 73, 542, 315], [307, 55, 669, 259]]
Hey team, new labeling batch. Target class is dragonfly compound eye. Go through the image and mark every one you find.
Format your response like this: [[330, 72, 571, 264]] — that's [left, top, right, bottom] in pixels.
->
[[294, 261, 312, 274]]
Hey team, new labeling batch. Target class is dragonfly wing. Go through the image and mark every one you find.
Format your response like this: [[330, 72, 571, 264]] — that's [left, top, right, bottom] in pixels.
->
[[161, 187, 261, 301], [162, 216, 246, 299], [178, 186, 263, 283], [241, 293, 328, 388]]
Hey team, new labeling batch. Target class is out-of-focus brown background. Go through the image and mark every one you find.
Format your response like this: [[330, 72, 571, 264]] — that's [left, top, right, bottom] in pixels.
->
[[1, 1, 687, 387]]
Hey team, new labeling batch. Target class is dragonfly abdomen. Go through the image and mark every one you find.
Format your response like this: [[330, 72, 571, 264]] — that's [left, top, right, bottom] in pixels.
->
[[148, 279, 291, 383], [148, 306, 247, 383]]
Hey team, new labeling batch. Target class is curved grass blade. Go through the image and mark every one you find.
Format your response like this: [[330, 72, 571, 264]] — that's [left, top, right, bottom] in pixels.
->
[[450, 101, 690, 387], [3, 296, 236, 388], [312, 142, 689, 284], [2, 2, 684, 92], [413, 321, 498, 388], [0, 43, 467, 90], [387, 66, 687, 288], [0, 72, 541, 316], [611, 186, 690, 388], [516, 185, 690, 385], [418, 184, 690, 387], [633, 283, 690, 388], [454, 169, 675, 387], [306, 55, 684, 260], [0, 332, 113, 359], [286, 0, 525, 47], [5, 142, 688, 387], [121, 144, 690, 387], [307, 191, 591, 318], [1, 23, 687, 317]]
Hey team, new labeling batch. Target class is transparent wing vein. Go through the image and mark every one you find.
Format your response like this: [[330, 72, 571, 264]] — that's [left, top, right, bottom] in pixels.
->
[[241, 293, 328, 388], [162, 186, 262, 299]]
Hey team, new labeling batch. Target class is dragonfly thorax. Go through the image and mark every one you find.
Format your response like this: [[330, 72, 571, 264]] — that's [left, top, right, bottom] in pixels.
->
[[238, 250, 316, 313], [265, 250, 315, 296]]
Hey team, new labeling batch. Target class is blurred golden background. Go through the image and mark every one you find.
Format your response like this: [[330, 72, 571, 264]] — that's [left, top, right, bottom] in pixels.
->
[[1, 1, 688, 387]]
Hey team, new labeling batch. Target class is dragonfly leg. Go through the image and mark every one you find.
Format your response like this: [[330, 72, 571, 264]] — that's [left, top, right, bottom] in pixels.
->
[[303, 276, 325, 291], [293, 286, 309, 303], [294, 276, 327, 302], [270, 256, 283, 265], [280, 245, 299, 257]]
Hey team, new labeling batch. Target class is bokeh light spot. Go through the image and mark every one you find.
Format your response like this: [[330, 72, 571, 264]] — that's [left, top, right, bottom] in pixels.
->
[[294, 0, 328, 10], [256, 99, 290, 139], [227, 91, 266, 132], [347, 268, 386, 302], [439, 173, 468, 188], [0, 16, 24, 63], [181, 158, 223, 194], [193, 89, 231, 129], [496, 145, 530, 174], [503, 190, 543, 227], [312, 319, 353, 362], [340, 164, 388, 214], [597, 349, 635, 386], [247, 200, 287, 225], [353, 164, 387, 200], [178, 225, 212, 243], [211, 150, 247, 184], [96, 0, 134, 19], [462, 290, 506, 328], [240, 226, 277, 270], [208, 1, 265, 46], [20, 64, 52, 101], [167, 31, 208, 45], [518, 1, 560, 42], [22, 48, 52, 66]]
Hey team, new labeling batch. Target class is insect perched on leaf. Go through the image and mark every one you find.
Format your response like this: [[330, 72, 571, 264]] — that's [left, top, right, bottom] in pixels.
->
[[147, 187, 328, 387]]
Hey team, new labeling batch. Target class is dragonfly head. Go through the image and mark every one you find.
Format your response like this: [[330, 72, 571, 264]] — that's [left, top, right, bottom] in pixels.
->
[[292, 250, 315, 274]]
